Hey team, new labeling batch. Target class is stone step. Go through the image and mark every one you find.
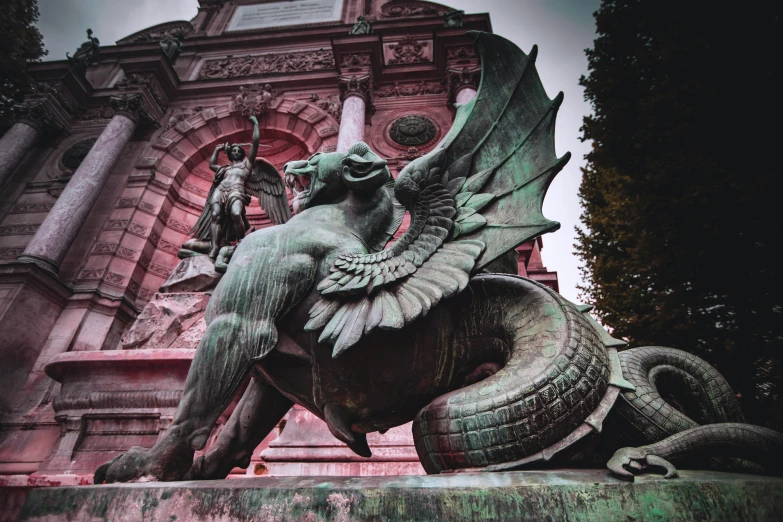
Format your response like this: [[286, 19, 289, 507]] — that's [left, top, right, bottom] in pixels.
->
[[17, 470, 783, 521]]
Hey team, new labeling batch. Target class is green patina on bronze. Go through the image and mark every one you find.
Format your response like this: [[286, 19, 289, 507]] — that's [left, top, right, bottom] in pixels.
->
[[90, 32, 783, 489]]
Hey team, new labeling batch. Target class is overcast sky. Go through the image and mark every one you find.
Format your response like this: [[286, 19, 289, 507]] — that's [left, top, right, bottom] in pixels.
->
[[36, 0, 600, 303]]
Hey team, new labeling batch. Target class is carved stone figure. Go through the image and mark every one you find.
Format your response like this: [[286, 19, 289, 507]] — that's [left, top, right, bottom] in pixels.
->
[[67, 29, 100, 68], [349, 16, 373, 35], [443, 9, 465, 28], [159, 28, 185, 63], [310, 93, 342, 123], [232, 84, 277, 117], [199, 50, 335, 80], [182, 116, 290, 260], [96, 33, 783, 485]]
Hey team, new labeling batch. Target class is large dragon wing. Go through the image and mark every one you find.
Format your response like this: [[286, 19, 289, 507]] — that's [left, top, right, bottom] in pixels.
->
[[247, 158, 291, 225], [306, 32, 570, 356]]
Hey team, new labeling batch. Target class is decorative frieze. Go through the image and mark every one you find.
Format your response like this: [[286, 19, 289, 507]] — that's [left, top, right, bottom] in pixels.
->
[[0, 225, 38, 235], [167, 219, 191, 235], [199, 49, 335, 80], [149, 262, 172, 278], [380, 1, 448, 18], [104, 272, 126, 286], [0, 247, 24, 259], [446, 46, 478, 65], [92, 243, 118, 255], [9, 202, 54, 214], [376, 81, 446, 98]]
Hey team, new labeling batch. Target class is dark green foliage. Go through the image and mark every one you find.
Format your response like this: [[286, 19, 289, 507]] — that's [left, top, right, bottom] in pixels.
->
[[577, 0, 783, 429], [0, 0, 47, 132]]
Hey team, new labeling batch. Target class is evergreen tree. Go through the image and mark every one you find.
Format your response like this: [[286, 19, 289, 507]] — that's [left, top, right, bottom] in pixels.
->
[[577, 0, 783, 429], [0, 0, 47, 132]]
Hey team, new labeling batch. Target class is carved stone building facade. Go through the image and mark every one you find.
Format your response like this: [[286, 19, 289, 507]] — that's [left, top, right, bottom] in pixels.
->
[[0, 0, 556, 486]]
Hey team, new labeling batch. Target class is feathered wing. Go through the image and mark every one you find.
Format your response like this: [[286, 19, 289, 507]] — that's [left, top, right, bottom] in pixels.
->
[[247, 158, 291, 225], [306, 32, 570, 356]]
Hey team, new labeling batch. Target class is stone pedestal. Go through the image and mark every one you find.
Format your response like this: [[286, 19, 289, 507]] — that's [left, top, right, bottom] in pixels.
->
[[15, 471, 783, 521]]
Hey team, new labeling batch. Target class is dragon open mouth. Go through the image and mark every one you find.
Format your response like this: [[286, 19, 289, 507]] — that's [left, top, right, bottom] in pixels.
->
[[286, 172, 311, 214]]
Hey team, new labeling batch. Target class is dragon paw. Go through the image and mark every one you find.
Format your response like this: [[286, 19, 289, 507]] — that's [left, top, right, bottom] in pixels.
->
[[607, 446, 678, 481], [94, 446, 157, 484]]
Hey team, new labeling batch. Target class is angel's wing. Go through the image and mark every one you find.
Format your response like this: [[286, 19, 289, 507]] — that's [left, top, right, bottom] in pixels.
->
[[306, 32, 569, 356], [247, 158, 291, 225]]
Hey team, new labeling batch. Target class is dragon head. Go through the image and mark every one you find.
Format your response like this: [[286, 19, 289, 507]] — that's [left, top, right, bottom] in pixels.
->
[[284, 142, 391, 214]]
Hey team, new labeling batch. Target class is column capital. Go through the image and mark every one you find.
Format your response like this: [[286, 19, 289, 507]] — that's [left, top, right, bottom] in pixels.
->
[[446, 66, 481, 104], [109, 93, 156, 127], [338, 73, 374, 115], [13, 100, 63, 135]]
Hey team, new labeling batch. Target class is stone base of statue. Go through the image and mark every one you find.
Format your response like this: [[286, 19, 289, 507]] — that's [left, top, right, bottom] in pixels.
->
[[16, 470, 783, 521]]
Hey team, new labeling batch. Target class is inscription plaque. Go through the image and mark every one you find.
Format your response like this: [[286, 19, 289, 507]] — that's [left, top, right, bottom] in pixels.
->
[[227, 0, 344, 32]]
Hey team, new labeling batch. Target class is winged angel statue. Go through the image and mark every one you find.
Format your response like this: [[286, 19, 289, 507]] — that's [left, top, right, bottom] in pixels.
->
[[181, 115, 291, 262], [98, 33, 782, 483]]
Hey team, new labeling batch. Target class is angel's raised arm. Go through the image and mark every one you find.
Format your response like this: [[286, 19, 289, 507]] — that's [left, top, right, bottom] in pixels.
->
[[209, 143, 226, 173], [248, 115, 260, 168]]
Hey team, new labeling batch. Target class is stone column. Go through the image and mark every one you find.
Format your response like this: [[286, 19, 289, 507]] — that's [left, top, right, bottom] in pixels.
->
[[455, 86, 477, 105], [20, 94, 150, 273], [337, 74, 373, 152], [0, 102, 59, 189]]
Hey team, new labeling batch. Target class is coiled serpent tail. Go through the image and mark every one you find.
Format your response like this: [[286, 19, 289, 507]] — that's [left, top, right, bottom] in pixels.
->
[[615, 346, 744, 442], [413, 276, 611, 474]]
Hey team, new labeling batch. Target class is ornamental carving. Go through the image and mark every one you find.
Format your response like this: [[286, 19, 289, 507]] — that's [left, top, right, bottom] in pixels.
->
[[338, 74, 374, 111], [341, 53, 371, 72], [116, 73, 168, 113], [117, 21, 193, 45], [110, 93, 156, 126], [231, 85, 278, 117], [13, 101, 61, 133], [446, 46, 478, 64], [61, 137, 97, 171], [387, 36, 429, 65], [447, 66, 481, 99], [376, 80, 446, 98], [161, 106, 208, 134], [310, 94, 342, 123], [32, 80, 82, 117], [380, 1, 449, 18], [389, 115, 436, 146], [199, 49, 335, 80]]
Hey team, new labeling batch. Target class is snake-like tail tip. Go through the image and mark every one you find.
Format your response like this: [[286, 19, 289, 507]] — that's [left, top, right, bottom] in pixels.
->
[[646, 454, 678, 479]]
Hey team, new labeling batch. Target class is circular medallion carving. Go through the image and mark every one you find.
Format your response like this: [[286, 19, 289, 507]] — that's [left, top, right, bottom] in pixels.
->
[[389, 115, 436, 146], [61, 137, 97, 170]]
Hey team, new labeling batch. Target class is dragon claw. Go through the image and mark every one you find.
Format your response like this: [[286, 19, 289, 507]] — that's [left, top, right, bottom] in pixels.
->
[[607, 446, 679, 481]]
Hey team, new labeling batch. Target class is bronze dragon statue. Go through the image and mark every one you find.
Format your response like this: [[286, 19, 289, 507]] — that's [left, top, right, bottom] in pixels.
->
[[96, 32, 783, 484]]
